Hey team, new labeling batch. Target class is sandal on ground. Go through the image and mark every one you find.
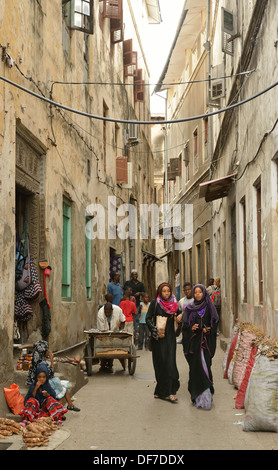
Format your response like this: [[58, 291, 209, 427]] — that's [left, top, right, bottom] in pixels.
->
[[164, 395, 178, 403], [19, 421, 28, 428], [67, 405, 80, 411]]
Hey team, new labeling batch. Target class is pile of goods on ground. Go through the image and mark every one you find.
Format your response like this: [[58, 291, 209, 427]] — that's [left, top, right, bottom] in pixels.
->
[[22, 417, 57, 448], [0, 416, 58, 448], [223, 321, 278, 432], [0, 417, 22, 439]]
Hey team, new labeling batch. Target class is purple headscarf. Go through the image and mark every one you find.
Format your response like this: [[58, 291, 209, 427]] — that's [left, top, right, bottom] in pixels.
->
[[183, 284, 219, 327]]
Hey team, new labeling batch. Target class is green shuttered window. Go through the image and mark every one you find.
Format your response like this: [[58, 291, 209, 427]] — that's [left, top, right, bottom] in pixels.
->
[[62, 199, 72, 298], [85, 217, 92, 300]]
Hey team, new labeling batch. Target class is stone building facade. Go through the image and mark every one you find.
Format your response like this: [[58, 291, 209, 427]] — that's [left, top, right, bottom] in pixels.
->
[[154, 0, 278, 339], [0, 0, 159, 414], [206, 0, 278, 337]]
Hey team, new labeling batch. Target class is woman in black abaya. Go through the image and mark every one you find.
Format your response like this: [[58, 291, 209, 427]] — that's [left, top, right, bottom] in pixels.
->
[[182, 284, 219, 409], [146, 283, 180, 403]]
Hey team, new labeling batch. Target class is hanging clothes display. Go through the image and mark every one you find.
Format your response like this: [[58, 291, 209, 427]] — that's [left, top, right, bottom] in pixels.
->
[[14, 211, 42, 322]]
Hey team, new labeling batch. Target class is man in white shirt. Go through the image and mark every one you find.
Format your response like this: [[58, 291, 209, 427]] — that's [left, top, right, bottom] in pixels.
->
[[177, 282, 194, 344], [178, 282, 194, 311], [97, 302, 125, 332], [97, 302, 126, 373]]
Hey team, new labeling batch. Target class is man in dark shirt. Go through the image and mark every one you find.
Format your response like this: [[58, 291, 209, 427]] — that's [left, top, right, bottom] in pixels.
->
[[124, 270, 145, 344]]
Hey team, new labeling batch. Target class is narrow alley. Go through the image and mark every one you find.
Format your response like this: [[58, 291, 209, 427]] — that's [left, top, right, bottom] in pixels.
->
[[1, 0, 278, 453]]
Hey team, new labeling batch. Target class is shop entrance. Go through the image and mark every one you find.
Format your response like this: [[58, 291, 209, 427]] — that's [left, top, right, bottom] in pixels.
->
[[15, 125, 46, 343]]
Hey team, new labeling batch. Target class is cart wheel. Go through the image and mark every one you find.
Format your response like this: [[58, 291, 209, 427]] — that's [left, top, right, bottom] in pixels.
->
[[85, 342, 93, 376], [128, 344, 137, 375]]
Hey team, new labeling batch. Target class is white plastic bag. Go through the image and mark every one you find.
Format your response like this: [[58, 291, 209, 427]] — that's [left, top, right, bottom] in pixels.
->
[[243, 354, 278, 432], [227, 331, 241, 385]]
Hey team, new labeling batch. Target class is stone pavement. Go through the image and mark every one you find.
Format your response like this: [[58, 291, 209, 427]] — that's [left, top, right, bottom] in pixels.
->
[[4, 335, 278, 451], [56, 335, 278, 451]]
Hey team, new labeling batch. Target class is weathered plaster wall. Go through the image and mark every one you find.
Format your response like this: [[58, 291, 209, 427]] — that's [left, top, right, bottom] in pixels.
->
[[0, 0, 155, 415]]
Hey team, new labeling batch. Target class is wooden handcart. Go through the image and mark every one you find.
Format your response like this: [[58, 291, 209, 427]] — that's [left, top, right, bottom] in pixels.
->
[[84, 330, 138, 376]]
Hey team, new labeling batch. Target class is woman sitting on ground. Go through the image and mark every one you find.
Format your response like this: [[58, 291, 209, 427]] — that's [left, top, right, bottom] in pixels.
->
[[26, 340, 80, 412], [20, 363, 68, 423]]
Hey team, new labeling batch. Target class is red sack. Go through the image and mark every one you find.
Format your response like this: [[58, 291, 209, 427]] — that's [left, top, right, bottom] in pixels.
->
[[235, 345, 258, 409], [224, 331, 239, 379], [4, 383, 24, 415]]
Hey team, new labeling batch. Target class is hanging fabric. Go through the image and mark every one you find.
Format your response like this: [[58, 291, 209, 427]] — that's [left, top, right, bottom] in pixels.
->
[[15, 236, 32, 291]]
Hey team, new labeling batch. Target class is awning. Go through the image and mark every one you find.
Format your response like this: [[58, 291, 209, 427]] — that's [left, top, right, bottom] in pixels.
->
[[199, 173, 237, 202], [142, 249, 163, 264]]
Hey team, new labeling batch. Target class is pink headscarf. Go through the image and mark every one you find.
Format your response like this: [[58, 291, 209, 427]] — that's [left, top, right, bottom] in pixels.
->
[[156, 282, 179, 314]]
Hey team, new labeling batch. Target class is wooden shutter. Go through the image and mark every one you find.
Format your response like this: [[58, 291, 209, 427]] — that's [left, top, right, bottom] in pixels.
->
[[111, 17, 123, 43], [110, 0, 123, 43], [123, 39, 137, 76], [116, 157, 128, 184], [100, 0, 121, 19], [123, 38, 133, 55], [167, 158, 181, 180], [134, 69, 145, 102], [134, 81, 145, 102]]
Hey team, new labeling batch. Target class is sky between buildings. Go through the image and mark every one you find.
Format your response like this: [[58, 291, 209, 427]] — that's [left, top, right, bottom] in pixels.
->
[[144, 0, 185, 114]]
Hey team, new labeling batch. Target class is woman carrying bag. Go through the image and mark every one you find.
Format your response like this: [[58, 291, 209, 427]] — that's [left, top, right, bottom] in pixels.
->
[[146, 282, 181, 403], [182, 284, 219, 410]]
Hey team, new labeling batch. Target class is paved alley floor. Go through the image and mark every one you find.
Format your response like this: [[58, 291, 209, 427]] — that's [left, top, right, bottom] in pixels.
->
[[52, 336, 278, 452]]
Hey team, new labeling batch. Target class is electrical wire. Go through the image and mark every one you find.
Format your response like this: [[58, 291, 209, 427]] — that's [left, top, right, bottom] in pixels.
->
[[233, 117, 278, 181], [11, 54, 253, 161], [1, 43, 255, 90], [49, 69, 255, 89], [0, 74, 277, 126]]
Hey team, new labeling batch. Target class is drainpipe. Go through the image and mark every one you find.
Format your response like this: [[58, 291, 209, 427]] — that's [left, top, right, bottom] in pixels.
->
[[206, 0, 214, 278], [164, 90, 168, 208]]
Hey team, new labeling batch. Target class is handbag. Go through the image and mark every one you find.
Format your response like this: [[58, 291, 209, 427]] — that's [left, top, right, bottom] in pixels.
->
[[156, 315, 167, 338]]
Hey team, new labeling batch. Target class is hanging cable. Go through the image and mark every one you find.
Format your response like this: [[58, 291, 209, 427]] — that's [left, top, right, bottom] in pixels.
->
[[49, 69, 255, 89], [0, 74, 277, 125], [233, 117, 278, 182]]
